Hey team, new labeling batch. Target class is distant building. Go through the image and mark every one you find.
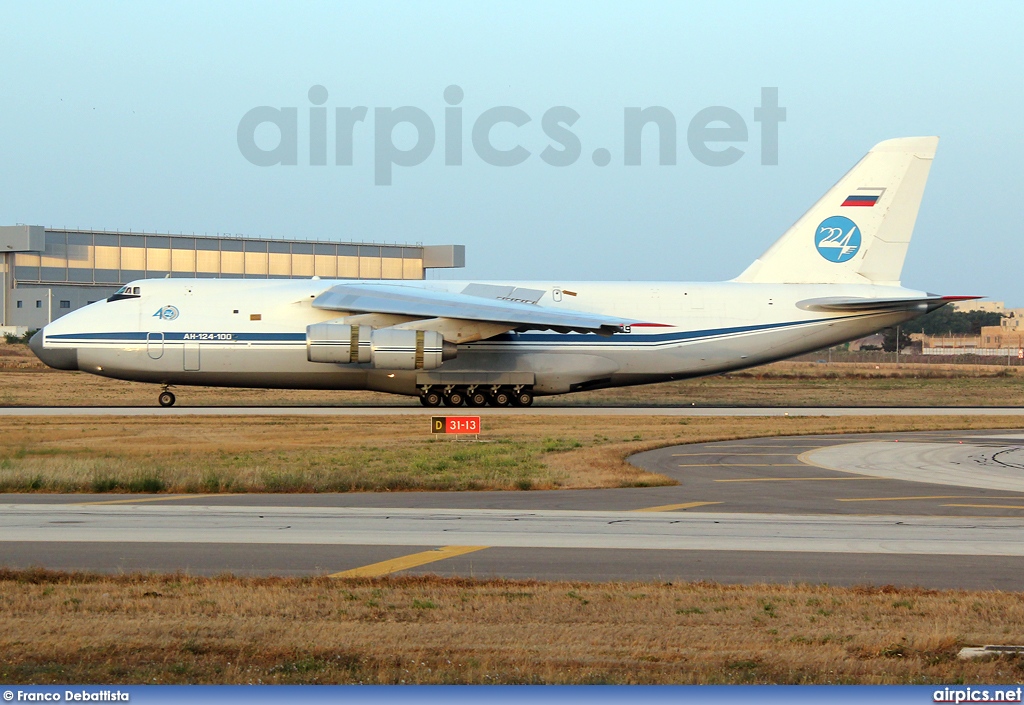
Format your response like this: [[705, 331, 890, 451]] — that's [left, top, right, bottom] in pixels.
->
[[921, 330, 1023, 357], [920, 333, 981, 355], [0, 225, 464, 332], [952, 300, 1005, 314], [919, 301, 1024, 357], [849, 333, 885, 351], [979, 325, 1024, 352], [1000, 308, 1024, 333]]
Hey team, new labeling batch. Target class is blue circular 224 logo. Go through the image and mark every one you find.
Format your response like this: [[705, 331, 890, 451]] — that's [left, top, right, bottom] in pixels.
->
[[814, 216, 861, 263]]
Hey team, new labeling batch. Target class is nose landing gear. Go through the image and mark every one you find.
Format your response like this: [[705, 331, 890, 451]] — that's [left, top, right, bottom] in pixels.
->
[[158, 387, 176, 407]]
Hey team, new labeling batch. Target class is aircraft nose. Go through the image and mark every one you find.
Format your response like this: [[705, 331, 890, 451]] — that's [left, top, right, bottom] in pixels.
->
[[29, 328, 79, 371]]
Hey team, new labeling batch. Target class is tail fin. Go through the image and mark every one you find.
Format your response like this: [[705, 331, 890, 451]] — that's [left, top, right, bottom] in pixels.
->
[[734, 136, 938, 285]]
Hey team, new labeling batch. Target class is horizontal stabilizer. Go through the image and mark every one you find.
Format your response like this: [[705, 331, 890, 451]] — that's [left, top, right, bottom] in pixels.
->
[[797, 295, 980, 313], [312, 282, 636, 334]]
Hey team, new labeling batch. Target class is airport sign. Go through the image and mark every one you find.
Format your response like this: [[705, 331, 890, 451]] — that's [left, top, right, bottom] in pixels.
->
[[431, 416, 481, 435]]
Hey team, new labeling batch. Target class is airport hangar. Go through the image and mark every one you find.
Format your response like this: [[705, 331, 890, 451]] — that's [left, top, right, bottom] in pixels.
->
[[0, 225, 465, 333]]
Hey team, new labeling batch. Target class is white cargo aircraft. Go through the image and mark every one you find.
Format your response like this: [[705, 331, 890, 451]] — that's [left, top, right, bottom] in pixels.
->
[[31, 136, 972, 407]]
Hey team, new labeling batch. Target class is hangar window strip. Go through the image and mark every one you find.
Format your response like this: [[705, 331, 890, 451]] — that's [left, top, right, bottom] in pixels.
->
[[1, 224, 463, 328], [8, 229, 451, 286]]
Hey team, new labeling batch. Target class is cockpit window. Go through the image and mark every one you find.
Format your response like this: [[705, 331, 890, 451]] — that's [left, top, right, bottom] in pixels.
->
[[107, 285, 141, 302]]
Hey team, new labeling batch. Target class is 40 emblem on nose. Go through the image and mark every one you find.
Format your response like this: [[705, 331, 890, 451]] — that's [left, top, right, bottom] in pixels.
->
[[153, 305, 179, 321]]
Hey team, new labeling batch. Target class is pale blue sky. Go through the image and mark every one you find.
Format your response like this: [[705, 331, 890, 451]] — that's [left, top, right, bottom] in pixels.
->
[[1, 1, 1021, 302]]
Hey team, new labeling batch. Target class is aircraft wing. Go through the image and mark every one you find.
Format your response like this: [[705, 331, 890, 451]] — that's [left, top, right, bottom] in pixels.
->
[[311, 282, 636, 335], [797, 295, 981, 313]]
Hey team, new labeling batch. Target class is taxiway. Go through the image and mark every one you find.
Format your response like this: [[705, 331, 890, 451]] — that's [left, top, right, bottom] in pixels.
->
[[3, 428, 1024, 588]]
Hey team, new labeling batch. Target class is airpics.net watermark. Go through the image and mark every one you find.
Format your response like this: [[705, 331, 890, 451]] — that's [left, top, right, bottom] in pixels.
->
[[237, 86, 786, 185]]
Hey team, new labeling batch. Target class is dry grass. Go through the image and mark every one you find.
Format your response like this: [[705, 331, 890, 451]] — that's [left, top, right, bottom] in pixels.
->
[[0, 415, 671, 493], [1, 415, 1023, 494], [2, 569, 1024, 684], [3, 343, 1024, 408], [574, 362, 1024, 407]]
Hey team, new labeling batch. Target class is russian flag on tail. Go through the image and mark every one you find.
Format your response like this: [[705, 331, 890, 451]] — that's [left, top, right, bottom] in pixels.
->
[[842, 187, 886, 207]]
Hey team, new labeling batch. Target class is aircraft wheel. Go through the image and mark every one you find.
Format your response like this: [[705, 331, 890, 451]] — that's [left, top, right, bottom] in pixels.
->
[[158, 391, 176, 407], [444, 390, 466, 407], [466, 390, 488, 407], [420, 391, 442, 407], [512, 390, 534, 407], [489, 388, 511, 406]]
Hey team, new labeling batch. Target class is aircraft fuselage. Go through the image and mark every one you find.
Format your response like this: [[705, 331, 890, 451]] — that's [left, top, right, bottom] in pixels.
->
[[32, 277, 930, 398]]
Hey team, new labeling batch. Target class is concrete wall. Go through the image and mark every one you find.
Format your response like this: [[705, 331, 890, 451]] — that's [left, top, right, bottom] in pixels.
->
[[6, 284, 117, 330]]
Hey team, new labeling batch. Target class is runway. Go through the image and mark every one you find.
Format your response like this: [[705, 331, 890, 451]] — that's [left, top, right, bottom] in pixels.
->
[[4, 428, 1024, 588], [9, 503, 1024, 554], [0, 405, 1023, 417]]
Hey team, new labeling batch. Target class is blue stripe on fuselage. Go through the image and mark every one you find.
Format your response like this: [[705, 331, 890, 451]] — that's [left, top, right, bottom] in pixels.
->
[[45, 316, 854, 346], [47, 332, 307, 342], [484, 316, 843, 343]]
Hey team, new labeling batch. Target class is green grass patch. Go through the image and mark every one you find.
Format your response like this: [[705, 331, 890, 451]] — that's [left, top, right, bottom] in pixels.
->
[[0, 435, 572, 493]]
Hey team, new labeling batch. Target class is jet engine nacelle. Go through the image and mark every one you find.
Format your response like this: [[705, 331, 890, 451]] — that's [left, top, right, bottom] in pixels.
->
[[306, 322, 372, 364], [306, 323, 455, 370]]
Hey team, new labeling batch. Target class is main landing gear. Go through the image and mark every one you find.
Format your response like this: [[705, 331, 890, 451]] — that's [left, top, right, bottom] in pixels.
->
[[158, 386, 176, 407], [419, 385, 534, 407], [420, 389, 443, 407]]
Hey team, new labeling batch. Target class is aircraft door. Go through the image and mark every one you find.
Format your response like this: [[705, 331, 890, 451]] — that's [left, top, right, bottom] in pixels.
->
[[147, 332, 164, 359], [184, 342, 200, 371]]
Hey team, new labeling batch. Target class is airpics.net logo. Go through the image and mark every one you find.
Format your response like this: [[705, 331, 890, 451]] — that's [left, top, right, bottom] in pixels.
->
[[237, 86, 786, 185]]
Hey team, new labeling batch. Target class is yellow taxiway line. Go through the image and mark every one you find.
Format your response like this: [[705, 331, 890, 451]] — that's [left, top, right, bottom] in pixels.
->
[[633, 501, 723, 512], [329, 545, 489, 578], [331, 498, 727, 577], [943, 504, 1024, 510], [714, 477, 881, 483], [837, 495, 965, 502], [704, 444, 825, 449], [678, 463, 807, 467], [672, 453, 802, 457], [74, 494, 220, 506]]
